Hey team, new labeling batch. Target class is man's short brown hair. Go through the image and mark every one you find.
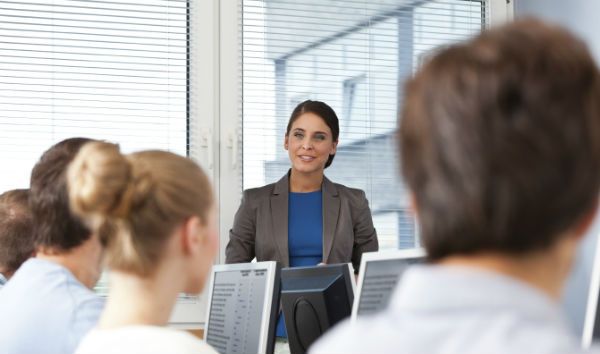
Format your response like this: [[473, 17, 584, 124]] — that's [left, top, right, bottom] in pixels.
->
[[0, 189, 34, 276], [399, 19, 600, 261], [30, 138, 95, 251]]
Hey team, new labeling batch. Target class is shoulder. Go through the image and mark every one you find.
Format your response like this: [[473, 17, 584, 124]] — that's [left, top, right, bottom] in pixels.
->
[[328, 181, 368, 207], [67, 284, 103, 349], [154, 329, 218, 354], [1, 258, 101, 313], [239, 183, 276, 211], [243, 182, 276, 200], [309, 316, 398, 354], [243, 172, 289, 201], [72, 292, 103, 326], [334, 183, 366, 198], [76, 327, 219, 354], [63, 273, 103, 312]]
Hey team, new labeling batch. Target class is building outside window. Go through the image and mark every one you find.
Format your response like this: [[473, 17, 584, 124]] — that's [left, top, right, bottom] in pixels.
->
[[241, 0, 486, 250]]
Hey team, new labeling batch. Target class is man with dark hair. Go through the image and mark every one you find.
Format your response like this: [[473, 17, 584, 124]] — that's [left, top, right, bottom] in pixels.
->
[[0, 189, 34, 287], [311, 19, 600, 354], [0, 138, 104, 354]]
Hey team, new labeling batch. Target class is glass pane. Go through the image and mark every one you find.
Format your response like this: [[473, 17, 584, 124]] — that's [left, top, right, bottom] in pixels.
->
[[0, 0, 188, 191], [241, 0, 485, 250]]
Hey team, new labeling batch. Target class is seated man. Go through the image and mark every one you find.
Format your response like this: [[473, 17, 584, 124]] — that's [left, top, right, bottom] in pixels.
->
[[0, 138, 105, 354], [310, 19, 600, 354], [0, 189, 34, 288]]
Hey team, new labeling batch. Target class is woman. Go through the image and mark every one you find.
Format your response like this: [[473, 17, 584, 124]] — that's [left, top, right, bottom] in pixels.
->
[[68, 142, 219, 354], [226, 100, 378, 338]]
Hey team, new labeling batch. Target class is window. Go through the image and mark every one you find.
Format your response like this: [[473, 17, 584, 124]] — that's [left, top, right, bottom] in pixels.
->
[[0, 0, 204, 325], [240, 0, 487, 250], [342, 74, 368, 147], [0, 0, 188, 191]]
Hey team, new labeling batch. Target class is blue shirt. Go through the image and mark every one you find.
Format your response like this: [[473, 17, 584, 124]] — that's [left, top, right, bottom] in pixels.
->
[[0, 258, 104, 354], [277, 190, 324, 337], [288, 191, 324, 267]]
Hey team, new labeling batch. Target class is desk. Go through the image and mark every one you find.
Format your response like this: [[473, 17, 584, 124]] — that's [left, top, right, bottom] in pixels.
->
[[187, 329, 204, 339]]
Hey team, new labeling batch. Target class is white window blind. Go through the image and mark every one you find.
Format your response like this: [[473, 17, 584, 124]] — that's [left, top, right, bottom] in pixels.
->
[[0, 0, 188, 191], [241, 0, 487, 250]]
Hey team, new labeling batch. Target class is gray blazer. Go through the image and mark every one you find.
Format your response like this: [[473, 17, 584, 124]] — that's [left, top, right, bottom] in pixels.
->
[[226, 172, 378, 272]]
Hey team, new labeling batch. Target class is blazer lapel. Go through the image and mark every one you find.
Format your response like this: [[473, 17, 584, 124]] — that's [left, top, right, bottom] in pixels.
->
[[322, 176, 340, 264], [271, 173, 289, 267]]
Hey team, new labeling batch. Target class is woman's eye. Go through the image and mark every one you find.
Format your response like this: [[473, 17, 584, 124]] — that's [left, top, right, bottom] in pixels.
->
[[294, 133, 304, 138], [314, 134, 326, 141]]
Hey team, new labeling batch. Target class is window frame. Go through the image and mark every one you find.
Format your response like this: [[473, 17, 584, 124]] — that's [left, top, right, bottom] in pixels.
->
[[215, 0, 513, 259], [185, 0, 513, 329], [172, 0, 219, 329]]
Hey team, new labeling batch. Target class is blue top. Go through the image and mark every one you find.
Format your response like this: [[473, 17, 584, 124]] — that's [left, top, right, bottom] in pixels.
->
[[0, 258, 104, 354], [277, 190, 324, 337], [288, 191, 324, 267]]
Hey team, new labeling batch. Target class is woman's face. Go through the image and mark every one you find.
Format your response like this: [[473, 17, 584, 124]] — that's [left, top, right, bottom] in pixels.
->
[[285, 112, 337, 175]]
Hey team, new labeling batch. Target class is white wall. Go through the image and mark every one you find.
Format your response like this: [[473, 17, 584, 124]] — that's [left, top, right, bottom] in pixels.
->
[[515, 0, 600, 62]]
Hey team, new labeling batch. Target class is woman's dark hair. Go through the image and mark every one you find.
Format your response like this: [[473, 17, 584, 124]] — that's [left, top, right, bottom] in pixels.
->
[[399, 19, 600, 261], [286, 100, 340, 168]]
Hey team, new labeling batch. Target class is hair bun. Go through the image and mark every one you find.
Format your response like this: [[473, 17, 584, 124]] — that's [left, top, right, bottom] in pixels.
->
[[68, 141, 135, 220]]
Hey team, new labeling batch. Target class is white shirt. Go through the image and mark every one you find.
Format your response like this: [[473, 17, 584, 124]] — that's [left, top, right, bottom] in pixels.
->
[[310, 264, 594, 354], [0, 258, 103, 354], [76, 325, 219, 354]]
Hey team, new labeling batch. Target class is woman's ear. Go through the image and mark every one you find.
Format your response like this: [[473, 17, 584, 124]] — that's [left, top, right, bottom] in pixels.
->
[[284, 135, 289, 150], [331, 140, 338, 155], [181, 216, 203, 256]]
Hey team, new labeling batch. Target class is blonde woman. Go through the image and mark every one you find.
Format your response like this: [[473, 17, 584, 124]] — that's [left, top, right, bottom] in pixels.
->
[[69, 142, 219, 354]]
